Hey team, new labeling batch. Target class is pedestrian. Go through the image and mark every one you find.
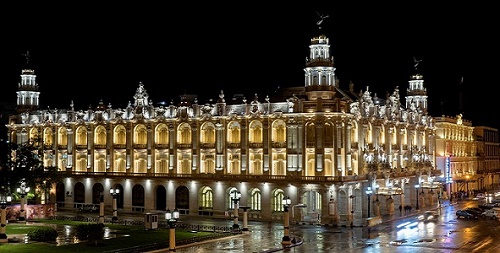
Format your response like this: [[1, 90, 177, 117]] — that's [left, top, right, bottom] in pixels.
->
[[399, 205, 403, 214]]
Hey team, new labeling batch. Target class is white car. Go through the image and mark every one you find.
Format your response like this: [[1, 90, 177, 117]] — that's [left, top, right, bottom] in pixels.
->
[[482, 209, 500, 219]]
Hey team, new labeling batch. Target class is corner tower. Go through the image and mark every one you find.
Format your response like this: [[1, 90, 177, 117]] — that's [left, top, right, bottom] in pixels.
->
[[16, 52, 40, 113], [405, 58, 428, 114], [304, 34, 337, 101]]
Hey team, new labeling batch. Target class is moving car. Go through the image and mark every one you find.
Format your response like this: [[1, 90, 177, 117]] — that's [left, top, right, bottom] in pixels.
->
[[456, 209, 479, 219], [417, 211, 439, 222]]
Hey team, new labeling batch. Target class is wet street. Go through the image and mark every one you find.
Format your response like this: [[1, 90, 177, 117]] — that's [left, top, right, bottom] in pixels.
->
[[154, 199, 500, 252]]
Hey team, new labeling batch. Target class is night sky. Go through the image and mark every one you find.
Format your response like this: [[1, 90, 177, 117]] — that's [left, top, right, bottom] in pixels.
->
[[2, 4, 498, 129]]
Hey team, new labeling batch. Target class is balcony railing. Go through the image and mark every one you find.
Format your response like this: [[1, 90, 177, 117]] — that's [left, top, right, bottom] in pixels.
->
[[248, 143, 263, 148], [272, 142, 286, 148], [113, 144, 127, 149], [155, 144, 169, 149], [133, 144, 147, 149], [227, 143, 240, 148], [177, 144, 192, 149], [63, 171, 360, 183], [200, 143, 216, 148]]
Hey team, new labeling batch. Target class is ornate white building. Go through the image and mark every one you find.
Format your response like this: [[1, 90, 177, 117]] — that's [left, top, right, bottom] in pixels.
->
[[7, 31, 441, 226]]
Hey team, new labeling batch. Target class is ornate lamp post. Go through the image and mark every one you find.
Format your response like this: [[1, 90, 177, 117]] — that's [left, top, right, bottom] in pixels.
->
[[0, 193, 12, 243], [230, 190, 241, 231], [166, 208, 180, 252], [281, 195, 292, 245], [365, 187, 373, 218], [415, 184, 420, 210], [16, 178, 30, 221], [109, 188, 120, 223]]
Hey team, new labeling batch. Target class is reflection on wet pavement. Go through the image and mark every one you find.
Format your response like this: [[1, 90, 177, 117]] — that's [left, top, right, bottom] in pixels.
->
[[25, 222, 124, 246]]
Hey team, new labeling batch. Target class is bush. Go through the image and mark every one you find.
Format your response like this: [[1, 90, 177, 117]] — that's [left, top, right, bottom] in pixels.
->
[[75, 223, 105, 246], [27, 227, 58, 242]]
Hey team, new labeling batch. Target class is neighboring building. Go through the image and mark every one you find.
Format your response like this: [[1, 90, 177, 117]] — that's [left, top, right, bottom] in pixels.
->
[[473, 126, 500, 191], [434, 114, 477, 198], [7, 29, 442, 226], [434, 115, 500, 199]]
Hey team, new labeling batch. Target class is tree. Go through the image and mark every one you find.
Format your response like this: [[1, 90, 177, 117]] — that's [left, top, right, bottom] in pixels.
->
[[0, 137, 62, 203]]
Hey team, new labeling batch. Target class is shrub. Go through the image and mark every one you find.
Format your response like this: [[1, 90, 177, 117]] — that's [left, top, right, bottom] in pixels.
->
[[75, 223, 105, 246], [27, 227, 58, 242]]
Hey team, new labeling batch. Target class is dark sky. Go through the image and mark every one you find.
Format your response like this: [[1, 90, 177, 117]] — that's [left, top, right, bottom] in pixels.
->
[[2, 4, 499, 129]]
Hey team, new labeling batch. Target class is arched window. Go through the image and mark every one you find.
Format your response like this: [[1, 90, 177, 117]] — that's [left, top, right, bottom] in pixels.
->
[[250, 188, 262, 211], [199, 186, 213, 209], [271, 189, 285, 212]]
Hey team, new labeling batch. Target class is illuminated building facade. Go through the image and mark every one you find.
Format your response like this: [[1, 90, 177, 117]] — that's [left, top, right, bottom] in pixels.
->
[[434, 115, 477, 198], [7, 31, 442, 225]]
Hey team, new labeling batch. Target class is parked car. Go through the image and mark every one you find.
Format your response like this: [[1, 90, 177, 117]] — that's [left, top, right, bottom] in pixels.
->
[[456, 209, 479, 219], [417, 211, 439, 222], [78, 204, 97, 212], [478, 203, 500, 209], [465, 207, 485, 216], [482, 208, 500, 219]]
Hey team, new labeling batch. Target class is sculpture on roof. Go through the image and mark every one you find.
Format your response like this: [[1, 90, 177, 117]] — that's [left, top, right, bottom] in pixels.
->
[[316, 11, 329, 30]]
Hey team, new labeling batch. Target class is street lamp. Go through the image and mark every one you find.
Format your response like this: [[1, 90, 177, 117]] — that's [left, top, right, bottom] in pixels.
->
[[415, 184, 420, 210], [166, 208, 180, 252], [0, 193, 12, 242], [109, 188, 120, 223], [349, 195, 355, 227], [230, 190, 241, 231], [365, 187, 373, 218], [281, 195, 292, 245], [16, 178, 30, 221]]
